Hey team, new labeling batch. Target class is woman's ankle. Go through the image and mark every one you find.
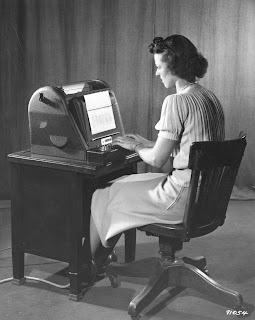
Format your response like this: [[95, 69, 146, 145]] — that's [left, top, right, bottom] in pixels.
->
[[93, 246, 117, 271], [94, 250, 117, 276]]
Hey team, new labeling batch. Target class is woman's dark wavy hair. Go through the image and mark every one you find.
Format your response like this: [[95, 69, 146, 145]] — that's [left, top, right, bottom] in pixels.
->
[[148, 35, 208, 82]]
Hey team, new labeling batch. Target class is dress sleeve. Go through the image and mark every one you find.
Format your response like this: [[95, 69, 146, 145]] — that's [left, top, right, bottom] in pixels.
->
[[155, 94, 186, 140]]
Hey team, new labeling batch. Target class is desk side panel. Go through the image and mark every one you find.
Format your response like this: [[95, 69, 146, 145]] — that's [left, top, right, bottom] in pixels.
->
[[10, 163, 87, 262]]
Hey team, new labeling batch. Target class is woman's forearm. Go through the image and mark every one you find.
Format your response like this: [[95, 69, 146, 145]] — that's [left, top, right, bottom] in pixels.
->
[[134, 145, 160, 167], [135, 137, 177, 168]]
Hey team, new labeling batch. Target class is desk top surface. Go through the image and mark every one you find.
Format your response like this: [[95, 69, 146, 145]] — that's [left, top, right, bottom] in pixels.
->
[[7, 150, 141, 177]]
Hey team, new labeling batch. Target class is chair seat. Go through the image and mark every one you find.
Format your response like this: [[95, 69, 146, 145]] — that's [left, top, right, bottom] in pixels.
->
[[138, 218, 222, 241], [138, 223, 186, 239]]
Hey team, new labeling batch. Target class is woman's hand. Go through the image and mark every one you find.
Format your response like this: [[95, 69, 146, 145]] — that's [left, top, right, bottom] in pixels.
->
[[114, 135, 177, 168], [124, 134, 140, 142], [113, 136, 141, 151], [124, 134, 155, 148]]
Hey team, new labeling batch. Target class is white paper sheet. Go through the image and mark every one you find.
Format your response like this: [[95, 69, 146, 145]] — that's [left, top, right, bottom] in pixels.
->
[[84, 91, 116, 134], [84, 91, 112, 110]]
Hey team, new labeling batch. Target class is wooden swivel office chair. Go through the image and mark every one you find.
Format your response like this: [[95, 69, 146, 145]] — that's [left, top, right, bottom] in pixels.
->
[[106, 134, 247, 320]]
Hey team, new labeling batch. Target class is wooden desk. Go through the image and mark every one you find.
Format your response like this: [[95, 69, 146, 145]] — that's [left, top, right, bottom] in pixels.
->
[[7, 150, 139, 301]]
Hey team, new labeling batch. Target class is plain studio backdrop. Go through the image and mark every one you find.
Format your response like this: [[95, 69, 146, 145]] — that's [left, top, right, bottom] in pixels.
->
[[0, 0, 255, 199]]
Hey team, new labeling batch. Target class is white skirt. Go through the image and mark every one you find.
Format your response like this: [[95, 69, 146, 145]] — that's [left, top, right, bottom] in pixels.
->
[[91, 172, 189, 247]]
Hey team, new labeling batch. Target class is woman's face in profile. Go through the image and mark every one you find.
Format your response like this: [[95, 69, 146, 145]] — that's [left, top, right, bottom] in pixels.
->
[[154, 53, 177, 89]]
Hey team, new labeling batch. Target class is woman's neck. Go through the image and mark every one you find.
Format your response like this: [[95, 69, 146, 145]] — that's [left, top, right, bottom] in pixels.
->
[[176, 79, 198, 93]]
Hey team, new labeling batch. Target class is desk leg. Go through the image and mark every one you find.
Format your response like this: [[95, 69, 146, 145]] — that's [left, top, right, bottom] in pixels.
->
[[12, 249, 26, 285], [68, 273, 84, 301], [68, 206, 86, 301], [124, 229, 136, 262], [68, 239, 84, 301], [11, 165, 26, 285], [68, 247, 85, 301]]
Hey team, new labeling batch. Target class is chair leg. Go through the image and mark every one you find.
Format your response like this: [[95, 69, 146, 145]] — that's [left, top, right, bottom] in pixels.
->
[[167, 263, 243, 309], [128, 264, 169, 319], [182, 256, 209, 274], [123, 262, 243, 319]]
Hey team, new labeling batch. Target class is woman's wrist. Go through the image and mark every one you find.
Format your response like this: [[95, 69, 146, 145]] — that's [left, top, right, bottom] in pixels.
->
[[133, 142, 142, 153]]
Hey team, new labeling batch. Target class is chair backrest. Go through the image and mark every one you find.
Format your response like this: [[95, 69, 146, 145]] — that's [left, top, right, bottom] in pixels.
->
[[183, 135, 246, 240]]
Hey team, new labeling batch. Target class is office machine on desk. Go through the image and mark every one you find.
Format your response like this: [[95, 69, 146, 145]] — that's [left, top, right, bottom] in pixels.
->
[[28, 79, 136, 165], [8, 79, 140, 301]]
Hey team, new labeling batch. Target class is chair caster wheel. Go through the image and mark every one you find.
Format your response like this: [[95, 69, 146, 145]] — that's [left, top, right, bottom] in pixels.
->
[[109, 275, 120, 288]]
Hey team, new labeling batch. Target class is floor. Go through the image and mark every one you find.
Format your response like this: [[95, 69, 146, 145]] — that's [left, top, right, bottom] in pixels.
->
[[0, 200, 255, 320]]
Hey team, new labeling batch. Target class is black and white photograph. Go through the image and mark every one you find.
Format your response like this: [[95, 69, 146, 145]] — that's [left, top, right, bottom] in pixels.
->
[[0, 1, 255, 319]]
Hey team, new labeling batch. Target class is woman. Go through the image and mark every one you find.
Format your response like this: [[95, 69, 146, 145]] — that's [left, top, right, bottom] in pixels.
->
[[84, 34, 225, 282]]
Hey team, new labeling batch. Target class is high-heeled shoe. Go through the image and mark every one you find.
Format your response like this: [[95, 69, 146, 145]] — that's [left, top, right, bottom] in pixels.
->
[[86, 250, 118, 287], [97, 250, 117, 276]]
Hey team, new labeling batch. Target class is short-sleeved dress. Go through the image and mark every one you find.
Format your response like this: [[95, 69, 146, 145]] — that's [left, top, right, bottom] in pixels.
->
[[91, 87, 225, 247]]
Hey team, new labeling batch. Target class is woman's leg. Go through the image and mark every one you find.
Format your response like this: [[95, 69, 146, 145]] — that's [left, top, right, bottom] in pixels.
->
[[81, 215, 119, 286], [89, 215, 101, 257], [89, 215, 121, 272], [89, 215, 121, 257]]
